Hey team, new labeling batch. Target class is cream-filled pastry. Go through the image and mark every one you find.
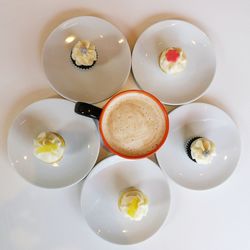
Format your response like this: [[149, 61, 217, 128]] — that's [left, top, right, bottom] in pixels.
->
[[118, 187, 148, 221], [159, 47, 187, 74], [33, 132, 65, 164], [190, 137, 216, 164], [71, 40, 97, 69]]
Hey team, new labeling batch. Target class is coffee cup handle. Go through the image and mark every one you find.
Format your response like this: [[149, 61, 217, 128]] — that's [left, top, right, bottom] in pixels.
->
[[74, 102, 102, 120]]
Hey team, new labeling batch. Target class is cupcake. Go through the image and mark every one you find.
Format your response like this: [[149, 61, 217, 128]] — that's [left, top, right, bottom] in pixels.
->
[[186, 137, 216, 164], [33, 131, 65, 164], [71, 40, 97, 69], [159, 47, 187, 74], [118, 187, 149, 221]]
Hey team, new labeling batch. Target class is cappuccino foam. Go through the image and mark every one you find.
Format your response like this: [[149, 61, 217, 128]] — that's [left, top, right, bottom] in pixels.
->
[[101, 92, 167, 157]]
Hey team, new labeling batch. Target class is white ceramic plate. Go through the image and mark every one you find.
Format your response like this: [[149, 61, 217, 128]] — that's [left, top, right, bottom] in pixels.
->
[[156, 103, 241, 190], [42, 16, 131, 103], [80, 155, 170, 244], [132, 20, 216, 105], [7, 98, 100, 188]]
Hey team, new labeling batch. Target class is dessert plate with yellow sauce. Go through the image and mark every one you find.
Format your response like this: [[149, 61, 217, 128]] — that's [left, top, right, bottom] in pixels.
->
[[42, 16, 131, 103], [156, 103, 241, 190], [80, 155, 170, 244], [132, 19, 216, 105], [7, 98, 100, 188]]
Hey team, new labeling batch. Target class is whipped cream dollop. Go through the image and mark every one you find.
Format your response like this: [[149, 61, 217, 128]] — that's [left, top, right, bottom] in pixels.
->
[[191, 137, 216, 164], [118, 187, 149, 221], [159, 47, 187, 74], [71, 40, 97, 66], [33, 132, 65, 164]]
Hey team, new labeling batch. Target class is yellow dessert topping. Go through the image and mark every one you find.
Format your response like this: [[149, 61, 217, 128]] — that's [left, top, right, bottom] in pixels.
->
[[33, 132, 65, 164], [118, 187, 149, 221]]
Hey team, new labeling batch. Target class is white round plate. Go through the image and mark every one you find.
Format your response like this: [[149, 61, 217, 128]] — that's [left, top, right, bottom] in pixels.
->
[[7, 98, 100, 188], [80, 155, 170, 244], [132, 20, 216, 105], [42, 16, 131, 103], [156, 103, 241, 190]]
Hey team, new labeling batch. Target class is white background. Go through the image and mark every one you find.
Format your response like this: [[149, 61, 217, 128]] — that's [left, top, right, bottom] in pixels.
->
[[1, 0, 250, 249]]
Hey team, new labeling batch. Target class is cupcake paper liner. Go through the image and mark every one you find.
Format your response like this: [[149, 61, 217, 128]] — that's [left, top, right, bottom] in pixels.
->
[[185, 137, 202, 163]]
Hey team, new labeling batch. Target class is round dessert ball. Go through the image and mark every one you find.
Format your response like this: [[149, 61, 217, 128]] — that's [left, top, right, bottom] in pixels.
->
[[118, 187, 149, 221], [33, 131, 65, 164], [159, 47, 187, 74]]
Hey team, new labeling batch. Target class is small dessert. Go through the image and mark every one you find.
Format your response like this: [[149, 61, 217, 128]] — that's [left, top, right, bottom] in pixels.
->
[[71, 40, 97, 69], [186, 137, 216, 164], [33, 132, 65, 164], [118, 187, 148, 221], [159, 47, 187, 74]]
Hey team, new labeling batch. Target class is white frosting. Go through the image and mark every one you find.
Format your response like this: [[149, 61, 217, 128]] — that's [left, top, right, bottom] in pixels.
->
[[159, 47, 187, 74], [191, 138, 216, 164], [33, 132, 65, 164], [71, 40, 97, 66], [101, 92, 167, 157], [118, 188, 148, 221]]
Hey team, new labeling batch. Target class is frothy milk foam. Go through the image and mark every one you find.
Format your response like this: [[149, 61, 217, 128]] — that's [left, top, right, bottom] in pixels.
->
[[101, 92, 167, 157]]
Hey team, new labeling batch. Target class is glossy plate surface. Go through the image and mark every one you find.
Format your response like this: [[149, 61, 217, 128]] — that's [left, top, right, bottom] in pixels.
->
[[43, 16, 131, 103], [156, 103, 241, 190], [81, 155, 170, 244], [8, 98, 100, 188], [132, 20, 216, 105]]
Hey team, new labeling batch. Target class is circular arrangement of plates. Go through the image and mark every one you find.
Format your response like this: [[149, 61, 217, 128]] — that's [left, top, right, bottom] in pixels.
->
[[132, 19, 216, 105], [6, 15, 241, 245], [42, 16, 131, 104], [80, 155, 170, 244], [156, 103, 241, 190], [7, 98, 100, 188]]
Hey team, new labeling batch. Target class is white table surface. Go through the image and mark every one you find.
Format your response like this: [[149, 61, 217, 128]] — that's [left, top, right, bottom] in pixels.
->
[[1, 0, 250, 249]]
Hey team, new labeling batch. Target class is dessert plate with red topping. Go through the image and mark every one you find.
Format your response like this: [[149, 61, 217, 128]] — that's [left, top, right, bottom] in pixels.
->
[[132, 19, 216, 105]]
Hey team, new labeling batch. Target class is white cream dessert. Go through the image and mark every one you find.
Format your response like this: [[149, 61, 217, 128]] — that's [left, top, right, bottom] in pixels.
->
[[190, 137, 216, 164], [71, 40, 97, 69], [159, 47, 187, 74], [33, 132, 65, 164], [118, 187, 149, 221]]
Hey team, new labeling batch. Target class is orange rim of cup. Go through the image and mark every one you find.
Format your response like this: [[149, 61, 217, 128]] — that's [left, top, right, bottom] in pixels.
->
[[99, 90, 169, 159]]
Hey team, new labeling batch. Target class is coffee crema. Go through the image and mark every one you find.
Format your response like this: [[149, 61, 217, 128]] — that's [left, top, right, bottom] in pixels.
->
[[100, 92, 167, 157]]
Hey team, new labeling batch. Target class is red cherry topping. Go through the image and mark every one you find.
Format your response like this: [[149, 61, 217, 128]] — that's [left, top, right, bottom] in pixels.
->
[[166, 49, 180, 62]]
